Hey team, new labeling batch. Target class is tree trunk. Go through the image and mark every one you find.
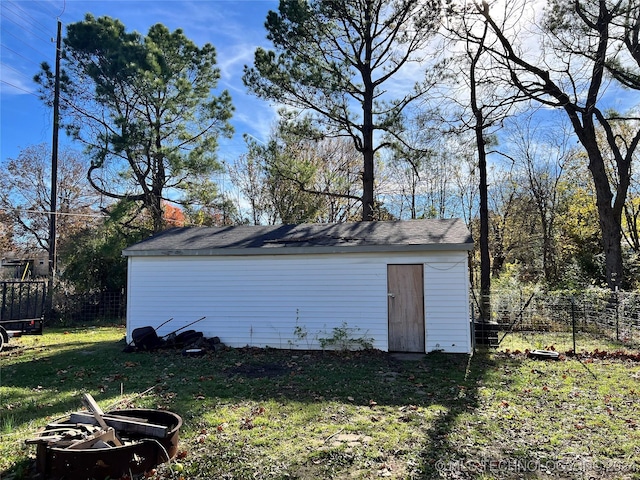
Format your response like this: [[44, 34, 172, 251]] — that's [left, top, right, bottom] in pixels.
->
[[362, 148, 375, 221], [150, 193, 164, 234], [541, 221, 556, 284], [601, 214, 623, 289], [361, 6, 375, 222], [581, 128, 625, 290], [470, 34, 491, 322], [591, 170, 624, 289], [478, 136, 491, 322]]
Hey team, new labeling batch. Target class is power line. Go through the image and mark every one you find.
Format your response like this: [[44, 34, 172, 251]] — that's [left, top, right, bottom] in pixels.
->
[[8, 208, 107, 219], [0, 43, 52, 68], [1, 13, 54, 48], [0, 28, 55, 61], [0, 79, 39, 97], [2, 1, 57, 37], [33, 0, 66, 21], [1, 61, 33, 78]]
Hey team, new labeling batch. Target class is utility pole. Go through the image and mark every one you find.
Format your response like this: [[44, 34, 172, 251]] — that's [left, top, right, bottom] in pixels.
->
[[47, 20, 61, 319]]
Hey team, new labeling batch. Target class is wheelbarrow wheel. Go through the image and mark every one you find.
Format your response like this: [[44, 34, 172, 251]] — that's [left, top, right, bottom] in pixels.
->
[[0, 326, 8, 352]]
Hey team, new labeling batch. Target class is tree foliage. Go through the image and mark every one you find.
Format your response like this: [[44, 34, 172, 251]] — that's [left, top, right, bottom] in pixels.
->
[[35, 15, 234, 233], [60, 200, 149, 294], [244, 0, 442, 220]]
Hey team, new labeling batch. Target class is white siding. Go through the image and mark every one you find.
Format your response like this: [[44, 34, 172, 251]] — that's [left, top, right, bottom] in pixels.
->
[[424, 254, 471, 353], [126, 251, 471, 353]]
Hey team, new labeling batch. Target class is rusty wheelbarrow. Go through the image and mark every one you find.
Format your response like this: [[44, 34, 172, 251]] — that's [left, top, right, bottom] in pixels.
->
[[127, 316, 206, 351]]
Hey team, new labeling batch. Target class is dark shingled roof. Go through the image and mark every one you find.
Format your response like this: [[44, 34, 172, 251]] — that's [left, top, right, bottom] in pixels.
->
[[122, 219, 474, 257]]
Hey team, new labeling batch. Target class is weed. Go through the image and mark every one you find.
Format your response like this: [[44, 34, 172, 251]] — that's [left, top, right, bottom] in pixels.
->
[[0, 414, 15, 434], [289, 309, 313, 349], [317, 322, 374, 351]]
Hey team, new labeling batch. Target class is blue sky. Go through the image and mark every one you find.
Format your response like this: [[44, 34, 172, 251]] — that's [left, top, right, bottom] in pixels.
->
[[0, 0, 280, 164]]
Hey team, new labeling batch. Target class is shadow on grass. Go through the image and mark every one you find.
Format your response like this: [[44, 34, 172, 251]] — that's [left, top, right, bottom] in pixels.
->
[[1, 338, 129, 427], [2, 332, 503, 479], [413, 349, 530, 479]]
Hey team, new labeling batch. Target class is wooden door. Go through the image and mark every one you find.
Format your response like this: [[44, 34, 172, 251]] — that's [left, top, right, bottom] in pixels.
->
[[387, 264, 425, 352]]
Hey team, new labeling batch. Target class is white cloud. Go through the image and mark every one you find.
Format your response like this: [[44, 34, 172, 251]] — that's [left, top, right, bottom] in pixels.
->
[[0, 65, 38, 96]]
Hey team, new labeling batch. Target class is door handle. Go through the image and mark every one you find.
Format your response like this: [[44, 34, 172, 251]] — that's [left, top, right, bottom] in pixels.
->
[[388, 293, 395, 298]]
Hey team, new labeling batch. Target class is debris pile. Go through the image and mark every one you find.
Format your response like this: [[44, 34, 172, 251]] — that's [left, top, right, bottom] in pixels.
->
[[26, 394, 182, 480], [124, 316, 224, 354]]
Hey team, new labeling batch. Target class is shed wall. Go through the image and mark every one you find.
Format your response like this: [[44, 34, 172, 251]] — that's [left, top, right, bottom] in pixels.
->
[[126, 251, 471, 353], [424, 258, 471, 353]]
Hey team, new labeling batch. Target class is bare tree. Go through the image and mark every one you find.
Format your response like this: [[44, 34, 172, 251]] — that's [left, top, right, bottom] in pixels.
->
[[476, 0, 640, 289], [0, 144, 99, 257], [503, 115, 577, 284], [0, 210, 14, 254], [232, 126, 363, 225], [229, 140, 276, 225], [440, 2, 526, 322]]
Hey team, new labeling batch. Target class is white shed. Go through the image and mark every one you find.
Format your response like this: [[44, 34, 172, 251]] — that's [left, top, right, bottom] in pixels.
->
[[123, 219, 474, 353]]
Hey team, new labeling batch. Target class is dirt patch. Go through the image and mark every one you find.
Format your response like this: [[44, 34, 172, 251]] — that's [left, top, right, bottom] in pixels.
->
[[226, 362, 291, 378]]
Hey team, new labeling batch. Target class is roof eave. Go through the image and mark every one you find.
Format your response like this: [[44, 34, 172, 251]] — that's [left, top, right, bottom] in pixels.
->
[[122, 242, 474, 257]]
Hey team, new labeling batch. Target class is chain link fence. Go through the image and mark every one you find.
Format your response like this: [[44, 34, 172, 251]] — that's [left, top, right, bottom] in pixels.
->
[[472, 289, 640, 353]]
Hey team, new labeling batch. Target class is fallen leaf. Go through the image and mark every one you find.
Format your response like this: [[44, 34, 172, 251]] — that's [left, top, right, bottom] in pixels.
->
[[240, 418, 254, 430]]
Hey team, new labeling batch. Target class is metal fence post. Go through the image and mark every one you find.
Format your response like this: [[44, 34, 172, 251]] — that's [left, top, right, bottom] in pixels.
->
[[0, 282, 5, 321], [571, 296, 576, 354], [615, 287, 620, 341]]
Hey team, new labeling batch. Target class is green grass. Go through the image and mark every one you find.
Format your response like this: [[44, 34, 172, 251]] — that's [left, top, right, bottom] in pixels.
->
[[498, 330, 640, 354], [1, 327, 640, 479]]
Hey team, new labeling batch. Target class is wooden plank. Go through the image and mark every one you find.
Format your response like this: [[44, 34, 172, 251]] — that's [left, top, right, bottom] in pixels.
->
[[81, 394, 123, 446], [81, 393, 109, 430], [69, 412, 168, 438], [25, 435, 64, 445], [67, 428, 116, 450], [25, 425, 98, 445]]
